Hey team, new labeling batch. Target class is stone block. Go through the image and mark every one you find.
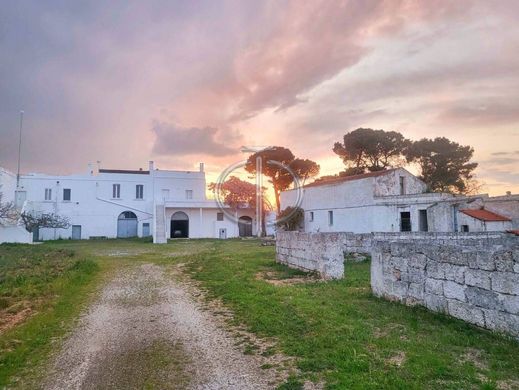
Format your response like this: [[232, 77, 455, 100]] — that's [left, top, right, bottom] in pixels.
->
[[443, 281, 466, 302], [465, 287, 503, 311], [482, 309, 519, 337], [468, 251, 495, 271], [494, 251, 514, 272], [425, 278, 443, 295], [499, 293, 519, 315], [491, 272, 519, 295], [425, 293, 448, 312], [443, 264, 466, 284], [448, 300, 485, 327], [406, 267, 425, 284], [465, 269, 492, 290], [427, 262, 445, 279], [408, 253, 427, 270], [408, 282, 424, 301]]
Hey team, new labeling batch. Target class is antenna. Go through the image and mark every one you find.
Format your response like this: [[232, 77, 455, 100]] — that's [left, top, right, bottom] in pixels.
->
[[16, 110, 24, 188]]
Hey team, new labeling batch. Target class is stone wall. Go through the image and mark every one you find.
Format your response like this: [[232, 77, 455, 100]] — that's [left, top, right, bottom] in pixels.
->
[[371, 239, 519, 338], [276, 231, 510, 279], [276, 230, 519, 337]]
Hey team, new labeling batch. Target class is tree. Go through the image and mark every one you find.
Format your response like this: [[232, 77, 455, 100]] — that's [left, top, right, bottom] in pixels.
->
[[405, 137, 478, 194], [209, 176, 266, 210], [333, 128, 409, 174], [245, 147, 319, 212], [276, 207, 304, 231], [0, 193, 18, 226], [20, 212, 70, 233]]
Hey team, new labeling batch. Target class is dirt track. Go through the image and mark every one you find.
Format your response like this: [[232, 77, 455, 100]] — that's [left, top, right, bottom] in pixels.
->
[[43, 263, 280, 389]]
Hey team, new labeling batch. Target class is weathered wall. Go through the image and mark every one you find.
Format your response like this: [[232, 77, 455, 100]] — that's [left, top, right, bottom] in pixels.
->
[[276, 231, 509, 279], [371, 239, 519, 338], [276, 231, 518, 337]]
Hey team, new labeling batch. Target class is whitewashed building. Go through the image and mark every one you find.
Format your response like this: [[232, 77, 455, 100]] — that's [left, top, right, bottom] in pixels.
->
[[281, 168, 518, 234], [0, 162, 256, 243]]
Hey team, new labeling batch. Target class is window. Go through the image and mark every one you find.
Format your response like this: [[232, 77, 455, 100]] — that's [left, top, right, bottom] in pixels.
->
[[461, 225, 469, 233], [63, 188, 71, 201], [400, 211, 411, 232], [419, 210, 428, 232], [309, 211, 314, 222], [136, 184, 144, 199], [112, 184, 121, 199], [328, 210, 333, 226], [217, 212, 224, 221], [399, 176, 406, 195], [44, 188, 52, 201], [185, 189, 193, 199]]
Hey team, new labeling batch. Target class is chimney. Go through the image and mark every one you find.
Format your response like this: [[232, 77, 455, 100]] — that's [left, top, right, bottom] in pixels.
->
[[149, 161, 154, 172], [88, 162, 98, 176], [199, 162, 205, 172]]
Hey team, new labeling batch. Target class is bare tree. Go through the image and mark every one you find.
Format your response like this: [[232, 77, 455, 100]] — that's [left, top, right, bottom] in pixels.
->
[[20, 211, 70, 233], [0, 193, 19, 226]]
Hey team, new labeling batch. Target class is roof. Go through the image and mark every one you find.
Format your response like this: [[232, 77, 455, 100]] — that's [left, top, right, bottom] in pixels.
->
[[99, 169, 149, 175], [460, 208, 511, 222], [507, 229, 519, 236], [304, 168, 398, 189]]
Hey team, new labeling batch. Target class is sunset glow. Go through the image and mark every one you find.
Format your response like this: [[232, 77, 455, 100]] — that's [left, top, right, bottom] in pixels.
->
[[1, 1, 518, 194]]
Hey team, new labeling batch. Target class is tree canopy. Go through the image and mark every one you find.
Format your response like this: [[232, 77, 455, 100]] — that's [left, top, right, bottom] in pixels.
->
[[405, 137, 478, 193], [333, 128, 409, 174], [245, 146, 319, 212], [209, 175, 267, 210]]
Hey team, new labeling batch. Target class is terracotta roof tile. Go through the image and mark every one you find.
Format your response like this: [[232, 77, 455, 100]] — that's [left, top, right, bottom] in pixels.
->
[[460, 209, 511, 222], [507, 229, 519, 236]]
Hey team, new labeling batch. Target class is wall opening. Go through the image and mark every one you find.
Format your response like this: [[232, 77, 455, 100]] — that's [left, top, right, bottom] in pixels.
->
[[400, 212, 411, 232], [117, 211, 138, 238], [419, 210, 428, 232], [171, 211, 189, 238], [238, 216, 253, 237]]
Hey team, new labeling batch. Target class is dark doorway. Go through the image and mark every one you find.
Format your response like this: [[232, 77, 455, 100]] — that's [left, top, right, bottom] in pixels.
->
[[171, 211, 189, 238], [238, 216, 253, 237], [419, 210, 428, 232], [400, 212, 412, 232]]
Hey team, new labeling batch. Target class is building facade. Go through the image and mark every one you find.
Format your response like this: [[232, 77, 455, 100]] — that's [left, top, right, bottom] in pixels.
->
[[281, 168, 518, 234], [0, 162, 256, 243]]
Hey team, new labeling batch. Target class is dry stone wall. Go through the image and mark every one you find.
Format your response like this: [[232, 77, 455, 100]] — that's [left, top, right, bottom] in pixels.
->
[[276, 231, 519, 338], [371, 239, 519, 338]]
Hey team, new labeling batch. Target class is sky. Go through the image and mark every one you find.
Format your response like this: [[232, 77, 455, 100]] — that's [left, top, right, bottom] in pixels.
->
[[1, 0, 518, 195]]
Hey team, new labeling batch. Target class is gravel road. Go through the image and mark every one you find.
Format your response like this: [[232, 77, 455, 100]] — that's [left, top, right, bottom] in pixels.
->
[[43, 263, 281, 389]]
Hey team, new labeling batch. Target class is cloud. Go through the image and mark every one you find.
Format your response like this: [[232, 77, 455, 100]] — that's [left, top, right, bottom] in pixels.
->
[[151, 122, 238, 157]]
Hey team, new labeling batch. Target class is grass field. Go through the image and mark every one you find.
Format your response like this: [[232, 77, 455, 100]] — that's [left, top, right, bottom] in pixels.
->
[[0, 243, 100, 387], [1, 238, 518, 389]]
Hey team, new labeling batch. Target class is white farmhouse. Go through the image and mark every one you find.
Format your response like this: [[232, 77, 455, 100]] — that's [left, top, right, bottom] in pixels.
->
[[280, 168, 518, 234], [0, 162, 256, 243]]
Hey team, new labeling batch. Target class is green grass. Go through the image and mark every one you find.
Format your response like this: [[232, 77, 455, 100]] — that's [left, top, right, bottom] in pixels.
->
[[2, 238, 518, 389], [0, 243, 100, 387], [178, 239, 519, 389]]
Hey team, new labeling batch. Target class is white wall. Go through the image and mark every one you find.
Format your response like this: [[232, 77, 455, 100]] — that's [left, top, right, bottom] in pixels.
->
[[0, 225, 33, 244]]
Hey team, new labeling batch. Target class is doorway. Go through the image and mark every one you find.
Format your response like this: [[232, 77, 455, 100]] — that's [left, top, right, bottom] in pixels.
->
[[117, 211, 138, 238], [171, 211, 189, 238], [400, 212, 412, 232], [71, 225, 82, 240], [419, 210, 428, 232], [238, 216, 253, 237]]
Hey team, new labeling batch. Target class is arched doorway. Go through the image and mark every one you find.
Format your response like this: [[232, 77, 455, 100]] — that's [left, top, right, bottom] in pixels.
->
[[117, 211, 138, 238], [171, 211, 189, 238], [238, 216, 253, 237]]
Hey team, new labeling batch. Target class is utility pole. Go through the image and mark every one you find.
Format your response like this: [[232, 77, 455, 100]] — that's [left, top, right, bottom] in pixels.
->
[[16, 110, 24, 188]]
